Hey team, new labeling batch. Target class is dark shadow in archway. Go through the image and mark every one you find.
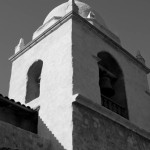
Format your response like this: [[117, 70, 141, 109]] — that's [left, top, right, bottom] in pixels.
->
[[25, 60, 43, 103], [97, 52, 129, 119]]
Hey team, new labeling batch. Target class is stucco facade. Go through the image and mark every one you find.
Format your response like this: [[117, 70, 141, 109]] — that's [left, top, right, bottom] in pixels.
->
[[71, 14, 150, 131], [9, 18, 74, 150], [7, 0, 150, 150]]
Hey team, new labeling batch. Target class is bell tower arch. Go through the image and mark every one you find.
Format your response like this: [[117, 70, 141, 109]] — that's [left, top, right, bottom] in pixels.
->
[[98, 52, 128, 118], [25, 60, 43, 103]]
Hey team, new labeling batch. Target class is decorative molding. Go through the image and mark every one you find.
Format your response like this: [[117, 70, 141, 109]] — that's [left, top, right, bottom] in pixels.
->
[[37, 16, 62, 32], [15, 38, 24, 54], [9, 11, 150, 74], [72, 13, 150, 74], [9, 11, 73, 62]]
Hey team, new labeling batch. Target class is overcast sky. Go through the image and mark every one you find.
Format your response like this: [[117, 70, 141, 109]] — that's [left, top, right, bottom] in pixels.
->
[[0, 0, 150, 96]]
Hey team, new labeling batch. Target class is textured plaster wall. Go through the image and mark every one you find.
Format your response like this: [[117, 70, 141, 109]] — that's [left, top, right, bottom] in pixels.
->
[[72, 18, 150, 132], [9, 19, 75, 150], [8, 15, 150, 150], [73, 102, 150, 150], [0, 120, 51, 150], [72, 22, 101, 105]]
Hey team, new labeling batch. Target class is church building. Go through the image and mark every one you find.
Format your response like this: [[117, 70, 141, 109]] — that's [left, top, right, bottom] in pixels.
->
[[1, 0, 150, 149]]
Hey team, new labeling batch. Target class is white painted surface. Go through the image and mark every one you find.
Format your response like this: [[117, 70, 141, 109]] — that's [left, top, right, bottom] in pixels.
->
[[9, 20, 74, 150], [9, 10, 150, 150]]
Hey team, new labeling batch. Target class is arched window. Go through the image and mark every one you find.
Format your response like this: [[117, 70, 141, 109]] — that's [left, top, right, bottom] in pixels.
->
[[97, 52, 128, 119], [25, 60, 43, 103]]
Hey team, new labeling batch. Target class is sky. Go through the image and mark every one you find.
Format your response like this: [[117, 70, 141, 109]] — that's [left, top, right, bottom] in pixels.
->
[[0, 0, 150, 96]]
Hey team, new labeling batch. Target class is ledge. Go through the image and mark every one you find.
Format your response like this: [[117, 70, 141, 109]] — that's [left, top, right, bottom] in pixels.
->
[[75, 94, 150, 141], [9, 11, 73, 62], [72, 13, 150, 74]]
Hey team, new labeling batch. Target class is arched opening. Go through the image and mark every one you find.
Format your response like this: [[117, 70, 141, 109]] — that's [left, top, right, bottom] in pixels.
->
[[97, 52, 128, 119], [25, 60, 43, 103]]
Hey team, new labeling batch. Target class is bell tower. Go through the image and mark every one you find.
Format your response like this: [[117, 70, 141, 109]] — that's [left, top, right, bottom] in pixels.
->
[[9, 0, 150, 150]]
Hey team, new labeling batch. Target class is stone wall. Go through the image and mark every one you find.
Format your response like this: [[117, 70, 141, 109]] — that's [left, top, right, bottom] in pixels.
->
[[73, 101, 150, 150], [0, 120, 51, 150]]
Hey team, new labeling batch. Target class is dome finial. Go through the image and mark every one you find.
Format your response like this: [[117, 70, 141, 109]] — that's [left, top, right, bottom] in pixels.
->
[[136, 50, 145, 65], [68, 0, 79, 3], [68, 0, 75, 2], [15, 38, 24, 53], [66, 0, 79, 13], [87, 11, 96, 19]]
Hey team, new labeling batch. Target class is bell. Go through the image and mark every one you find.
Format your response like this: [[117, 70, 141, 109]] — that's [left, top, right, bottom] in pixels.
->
[[100, 75, 115, 97]]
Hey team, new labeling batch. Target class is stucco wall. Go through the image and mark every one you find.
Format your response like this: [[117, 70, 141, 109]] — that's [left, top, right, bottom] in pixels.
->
[[72, 17, 150, 132], [0, 120, 51, 150], [9, 19, 75, 150], [73, 101, 150, 150], [8, 14, 150, 150]]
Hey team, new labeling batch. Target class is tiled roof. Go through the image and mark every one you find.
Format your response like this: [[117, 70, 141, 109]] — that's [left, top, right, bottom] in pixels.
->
[[0, 94, 36, 113]]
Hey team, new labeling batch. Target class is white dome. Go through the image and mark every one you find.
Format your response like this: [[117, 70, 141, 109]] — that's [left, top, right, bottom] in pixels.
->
[[43, 0, 107, 28], [33, 0, 121, 44]]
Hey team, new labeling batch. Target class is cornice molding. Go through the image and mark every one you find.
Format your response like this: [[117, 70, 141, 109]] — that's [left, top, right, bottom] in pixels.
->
[[72, 13, 150, 74], [9, 11, 73, 62], [9, 11, 150, 74]]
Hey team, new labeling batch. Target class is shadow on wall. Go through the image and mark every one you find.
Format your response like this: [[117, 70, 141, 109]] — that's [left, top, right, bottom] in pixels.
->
[[25, 60, 43, 104], [98, 51, 129, 119], [38, 116, 65, 150]]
